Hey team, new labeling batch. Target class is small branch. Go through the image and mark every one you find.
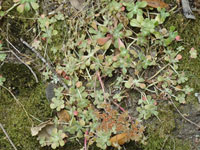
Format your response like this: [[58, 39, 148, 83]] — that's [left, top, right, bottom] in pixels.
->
[[169, 64, 179, 75], [29, 114, 43, 123], [20, 38, 68, 90], [0, 2, 20, 20], [148, 64, 170, 81], [170, 98, 200, 128], [0, 123, 18, 150], [48, 4, 64, 16], [6, 39, 39, 83]]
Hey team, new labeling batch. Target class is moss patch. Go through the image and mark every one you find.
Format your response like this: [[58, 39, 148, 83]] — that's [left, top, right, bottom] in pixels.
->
[[0, 63, 52, 149], [165, 13, 200, 97], [140, 12, 200, 150], [143, 104, 191, 150]]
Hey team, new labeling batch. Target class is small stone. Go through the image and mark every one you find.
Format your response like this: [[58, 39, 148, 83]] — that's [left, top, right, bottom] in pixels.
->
[[46, 83, 56, 102]]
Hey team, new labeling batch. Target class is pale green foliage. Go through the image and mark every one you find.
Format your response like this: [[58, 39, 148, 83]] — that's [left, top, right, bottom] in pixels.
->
[[50, 87, 64, 111], [0, 76, 6, 86], [42, 69, 52, 81], [0, 42, 6, 61], [0, 54, 6, 61], [96, 131, 112, 149], [189, 48, 197, 58], [50, 97, 64, 111], [14, 0, 39, 13], [175, 93, 186, 103], [49, 128, 66, 149], [137, 95, 158, 120]]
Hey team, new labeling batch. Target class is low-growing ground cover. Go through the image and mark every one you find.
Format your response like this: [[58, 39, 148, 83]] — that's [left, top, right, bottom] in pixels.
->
[[1, 0, 200, 150]]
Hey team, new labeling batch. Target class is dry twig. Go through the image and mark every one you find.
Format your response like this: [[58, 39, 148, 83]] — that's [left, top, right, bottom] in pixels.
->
[[170, 98, 200, 128], [20, 38, 68, 90], [6, 39, 38, 83], [0, 123, 18, 150]]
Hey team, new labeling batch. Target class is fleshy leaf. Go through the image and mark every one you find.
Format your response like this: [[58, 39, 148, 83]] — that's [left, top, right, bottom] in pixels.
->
[[130, 19, 141, 27], [24, 2, 30, 12], [97, 37, 111, 45], [31, 2, 39, 10], [17, 4, 25, 13], [189, 48, 197, 58]]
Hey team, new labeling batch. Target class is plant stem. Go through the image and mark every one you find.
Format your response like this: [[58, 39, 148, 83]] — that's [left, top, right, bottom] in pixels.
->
[[148, 63, 170, 81], [97, 71, 106, 102], [84, 130, 88, 150]]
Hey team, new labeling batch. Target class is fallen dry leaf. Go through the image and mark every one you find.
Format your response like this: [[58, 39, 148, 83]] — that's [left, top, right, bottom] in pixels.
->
[[175, 85, 182, 90], [31, 119, 67, 147], [57, 109, 71, 122], [141, 0, 169, 9], [31, 120, 53, 136], [110, 133, 128, 148], [97, 37, 111, 45], [69, 0, 85, 10]]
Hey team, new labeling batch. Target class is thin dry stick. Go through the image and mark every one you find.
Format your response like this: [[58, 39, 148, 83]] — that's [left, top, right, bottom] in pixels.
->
[[20, 38, 68, 90], [170, 98, 200, 128], [0, 2, 20, 20], [6, 39, 38, 83], [148, 63, 170, 81], [0, 123, 18, 150]]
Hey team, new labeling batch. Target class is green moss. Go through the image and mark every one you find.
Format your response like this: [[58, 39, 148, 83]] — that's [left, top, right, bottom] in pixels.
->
[[143, 104, 191, 150], [0, 85, 52, 149], [138, 12, 200, 150], [0, 63, 52, 149], [0, 63, 88, 150], [1, 63, 37, 92], [165, 13, 200, 98], [143, 104, 175, 150]]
